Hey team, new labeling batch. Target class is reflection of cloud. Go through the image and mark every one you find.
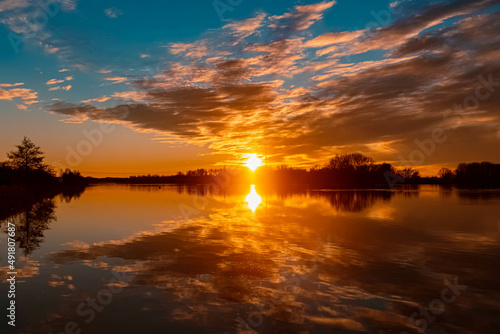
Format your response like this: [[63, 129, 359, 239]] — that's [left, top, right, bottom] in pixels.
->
[[0, 260, 39, 282]]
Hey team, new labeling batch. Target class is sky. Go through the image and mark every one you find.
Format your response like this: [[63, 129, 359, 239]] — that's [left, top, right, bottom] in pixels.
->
[[0, 0, 499, 177]]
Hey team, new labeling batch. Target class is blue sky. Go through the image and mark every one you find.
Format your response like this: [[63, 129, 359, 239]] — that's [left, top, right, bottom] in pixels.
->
[[1, 0, 499, 176]]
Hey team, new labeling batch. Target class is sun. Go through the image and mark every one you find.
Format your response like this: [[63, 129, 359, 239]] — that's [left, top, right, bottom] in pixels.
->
[[245, 153, 263, 171]]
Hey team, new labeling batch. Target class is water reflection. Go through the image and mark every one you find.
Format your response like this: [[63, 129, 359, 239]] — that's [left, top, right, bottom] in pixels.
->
[[1, 187, 85, 257], [245, 184, 262, 212], [5, 198, 56, 257], [1, 185, 500, 334]]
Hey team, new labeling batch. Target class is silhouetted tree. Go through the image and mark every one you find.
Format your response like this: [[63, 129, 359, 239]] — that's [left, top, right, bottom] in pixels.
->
[[397, 167, 420, 180], [328, 153, 374, 170], [7, 136, 46, 171], [454, 161, 500, 186], [438, 168, 454, 180]]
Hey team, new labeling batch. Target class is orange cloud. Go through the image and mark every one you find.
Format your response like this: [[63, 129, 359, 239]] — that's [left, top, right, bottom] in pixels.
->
[[46, 78, 65, 85], [106, 77, 128, 84]]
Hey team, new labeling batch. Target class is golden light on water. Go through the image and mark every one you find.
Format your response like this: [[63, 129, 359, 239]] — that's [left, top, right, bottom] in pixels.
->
[[245, 153, 263, 171], [245, 185, 262, 212]]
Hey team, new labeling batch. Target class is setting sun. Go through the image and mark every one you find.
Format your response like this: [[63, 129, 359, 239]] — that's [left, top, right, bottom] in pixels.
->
[[245, 153, 263, 171]]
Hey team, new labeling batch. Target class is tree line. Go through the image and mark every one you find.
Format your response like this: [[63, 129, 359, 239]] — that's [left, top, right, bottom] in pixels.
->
[[0, 137, 87, 218], [90, 153, 500, 188]]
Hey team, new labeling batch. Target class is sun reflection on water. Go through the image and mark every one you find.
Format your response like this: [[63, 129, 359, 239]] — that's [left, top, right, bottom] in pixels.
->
[[245, 184, 262, 212]]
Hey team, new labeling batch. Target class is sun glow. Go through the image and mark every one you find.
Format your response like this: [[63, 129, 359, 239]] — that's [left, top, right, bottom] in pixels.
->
[[245, 153, 263, 171], [245, 184, 262, 212]]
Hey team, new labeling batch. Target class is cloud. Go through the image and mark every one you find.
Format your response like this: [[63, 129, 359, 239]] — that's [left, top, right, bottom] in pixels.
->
[[305, 30, 363, 48], [44, 44, 60, 54], [104, 7, 123, 19], [59, 69, 70, 72], [0, 82, 23, 87], [223, 13, 266, 41], [0, 0, 29, 12], [61, 0, 78, 11], [269, 0, 335, 32], [169, 41, 208, 58], [46, 79, 65, 85], [349, 0, 496, 54], [50, 1, 500, 170], [62, 85, 72, 91], [81, 96, 111, 103], [106, 77, 128, 84], [0, 87, 37, 101], [49, 86, 61, 91]]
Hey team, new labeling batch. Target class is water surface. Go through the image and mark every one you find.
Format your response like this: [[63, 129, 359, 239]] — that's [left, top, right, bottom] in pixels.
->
[[1, 184, 500, 333]]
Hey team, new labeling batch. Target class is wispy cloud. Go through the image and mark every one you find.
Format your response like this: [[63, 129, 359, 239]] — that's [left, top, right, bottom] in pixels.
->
[[106, 77, 128, 84], [81, 96, 111, 103], [104, 7, 123, 19], [46, 79, 65, 85], [0, 0, 29, 12], [223, 13, 266, 42], [0, 82, 24, 87], [269, 0, 335, 32]]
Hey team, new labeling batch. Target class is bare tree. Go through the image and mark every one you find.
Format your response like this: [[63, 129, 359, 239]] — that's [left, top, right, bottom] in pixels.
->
[[398, 167, 420, 179], [438, 167, 454, 179], [328, 153, 374, 170]]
